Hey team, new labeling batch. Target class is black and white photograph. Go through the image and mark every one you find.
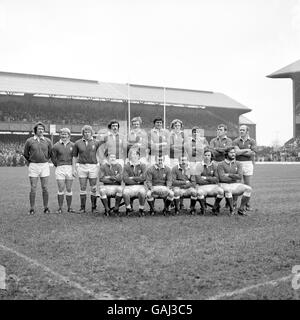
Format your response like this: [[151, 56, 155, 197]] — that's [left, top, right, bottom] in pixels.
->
[[0, 0, 299, 305]]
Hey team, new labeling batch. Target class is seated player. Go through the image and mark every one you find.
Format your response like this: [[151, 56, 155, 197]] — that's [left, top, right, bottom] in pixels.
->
[[122, 148, 147, 216], [145, 155, 174, 215], [171, 155, 199, 215], [99, 154, 123, 216], [51, 127, 76, 214], [191, 148, 224, 215], [217, 147, 252, 216]]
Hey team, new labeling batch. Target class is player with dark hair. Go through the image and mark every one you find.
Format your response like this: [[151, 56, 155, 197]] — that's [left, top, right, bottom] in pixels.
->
[[23, 122, 52, 215], [98, 119, 127, 167], [148, 117, 170, 166], [51, 127, 76, 214], [209, 124, 232, 162], [145, 155, 174, 215], [217, 146, 252, 216], [171, 155, 200, 215], [122, 148, 147, 216], [99, 153, 123, 216], [191, 148, 224, 215], [73, 125, 102, 214], [186, 126, 208, 175]]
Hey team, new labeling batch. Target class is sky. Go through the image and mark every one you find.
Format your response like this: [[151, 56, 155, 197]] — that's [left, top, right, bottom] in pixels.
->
[[1, 0, 300, 146]]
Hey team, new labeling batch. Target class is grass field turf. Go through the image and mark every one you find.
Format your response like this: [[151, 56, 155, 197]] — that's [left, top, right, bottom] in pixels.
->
[[0, 164, 299, 300]]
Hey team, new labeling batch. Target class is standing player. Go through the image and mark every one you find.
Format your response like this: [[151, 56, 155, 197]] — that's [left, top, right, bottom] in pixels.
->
[[209, 124, 232, 162], [169, 119, 186, 168], [122, 148, 147, 216], [217, 147, 252, 216], [233, 124, 256, 211], [99, 120, 127, 167], [23, 122, 52, 214], [148, 117, 170, 167], [99, 154, 123, 216], [186, 126, 208, 175], [145, 155, 174, 215], [127, 117, 149, 165], [73, 125, 102, 214], [51, 128, 76, 214], [191, 149, 224, 215], [171, 155, 200, 215]]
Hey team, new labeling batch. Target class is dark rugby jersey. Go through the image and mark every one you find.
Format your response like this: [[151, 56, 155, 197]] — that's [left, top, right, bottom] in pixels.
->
[[191, 161, 219, 185], [127, 129, 148, 158], [209, 136, 232, 162], [148, 128, 170, 156], [186, 137, 209, 162], [99, 132, 127, 160], [51, 140, 74, 167], [73, 138, 101, 164], [232, 137, 256, 161], [123, 161, 147, 185], [23, 136, 52, 163], [171, 164, 195, 189], [145, 164, 172, 188], [217, 159, 242, 183], [99, 163, 123, 185]]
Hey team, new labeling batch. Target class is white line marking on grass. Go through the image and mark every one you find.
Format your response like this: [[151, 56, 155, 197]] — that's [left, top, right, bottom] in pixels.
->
[[206, 274, 294, 300], [0, 243, 116, 300]]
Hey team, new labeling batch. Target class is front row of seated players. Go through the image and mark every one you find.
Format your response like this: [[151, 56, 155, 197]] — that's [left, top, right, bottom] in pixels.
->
[[94, 147, 252, 217]]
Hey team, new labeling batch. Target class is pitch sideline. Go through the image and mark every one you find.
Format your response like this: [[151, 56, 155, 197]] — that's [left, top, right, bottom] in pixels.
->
[[0, 243, 117, 300], [206, 274, 294, 300]]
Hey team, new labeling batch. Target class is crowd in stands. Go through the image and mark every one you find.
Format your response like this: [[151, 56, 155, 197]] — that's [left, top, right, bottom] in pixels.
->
[[0, 141, 26, 166], [256, 141, 300, 162], [0, 99, 238, 134]]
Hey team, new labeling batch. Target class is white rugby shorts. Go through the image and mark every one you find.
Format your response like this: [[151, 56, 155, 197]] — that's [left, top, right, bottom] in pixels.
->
[[28, 162, 50, 178], [240, 161, 254, 176], [77, 163, 99, 179], [55, 165, 73, 180]]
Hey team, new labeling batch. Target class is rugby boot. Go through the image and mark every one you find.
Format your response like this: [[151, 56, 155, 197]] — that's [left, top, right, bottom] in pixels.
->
[[189, 198, 197, 215], [199, 198, 207, 215], [212, 197, 222, 216]]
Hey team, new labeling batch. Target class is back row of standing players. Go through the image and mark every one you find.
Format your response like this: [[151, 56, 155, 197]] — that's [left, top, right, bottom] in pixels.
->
[[23, 117, 256, 216]]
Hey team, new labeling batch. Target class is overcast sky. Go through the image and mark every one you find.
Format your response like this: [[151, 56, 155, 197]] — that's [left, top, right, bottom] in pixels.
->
[[1, 0, 300, 145]]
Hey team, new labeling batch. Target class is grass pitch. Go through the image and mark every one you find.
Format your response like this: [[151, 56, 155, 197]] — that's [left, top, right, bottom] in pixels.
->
[[0, 164, 299, 300]]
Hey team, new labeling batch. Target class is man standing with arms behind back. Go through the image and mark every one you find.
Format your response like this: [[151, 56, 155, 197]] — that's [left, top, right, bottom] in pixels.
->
[[23, 122, 52, 215], [73, 125, 102, 214]]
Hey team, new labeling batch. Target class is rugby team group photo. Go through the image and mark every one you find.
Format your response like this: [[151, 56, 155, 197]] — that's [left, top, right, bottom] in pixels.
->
[[23, 118, 256, 218]]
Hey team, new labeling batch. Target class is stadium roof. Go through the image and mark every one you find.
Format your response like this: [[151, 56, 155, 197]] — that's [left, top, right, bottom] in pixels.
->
[[239, 115, 255, 125], [267, 59, 300, 79], [0, 71, 251, 111]]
